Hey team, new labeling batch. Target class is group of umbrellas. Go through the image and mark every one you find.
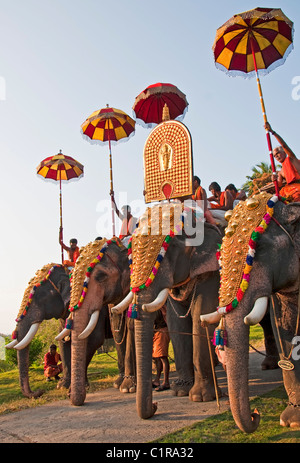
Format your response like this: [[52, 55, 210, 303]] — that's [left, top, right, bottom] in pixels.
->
[[35, 7, 294, 262]]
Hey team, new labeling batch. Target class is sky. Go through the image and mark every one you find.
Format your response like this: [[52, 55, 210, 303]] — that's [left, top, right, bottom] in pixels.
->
[[0, 0, 299, 334]]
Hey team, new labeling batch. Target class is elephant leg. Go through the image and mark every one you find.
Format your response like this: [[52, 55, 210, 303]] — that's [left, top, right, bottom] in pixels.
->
[[189, 276, 221, 403], [120, 317, 136, 393], [57, 337, 71, 389], [166, 298, 194, 397], [259, 308, 279, 370], [111, 312, 126, 388]]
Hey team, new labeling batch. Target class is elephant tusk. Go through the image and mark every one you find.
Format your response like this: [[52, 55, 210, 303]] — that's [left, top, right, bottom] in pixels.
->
[[244, 296, 268, 326], [142, 288, 169, 313], [14, 323, 40, 350], [78, 311, 100, 340], [111, 292, 134, 314], [55, 328, 71, 341], [5, 339, 18, 349], [200, 311, 222, 325]]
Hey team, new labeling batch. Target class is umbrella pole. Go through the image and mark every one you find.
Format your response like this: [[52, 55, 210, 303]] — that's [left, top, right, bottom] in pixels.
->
[[250, 39, 280, 196], [59, 174, 64, 264], [108, 139, 116, 236]]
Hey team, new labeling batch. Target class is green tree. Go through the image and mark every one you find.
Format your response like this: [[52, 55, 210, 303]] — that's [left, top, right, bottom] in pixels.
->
[[5, 336, 45, 367], [241, 162, 279, 196]]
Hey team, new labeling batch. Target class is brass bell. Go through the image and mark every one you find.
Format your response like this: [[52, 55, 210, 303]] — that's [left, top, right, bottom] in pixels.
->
[[246, 197, 259, 210]]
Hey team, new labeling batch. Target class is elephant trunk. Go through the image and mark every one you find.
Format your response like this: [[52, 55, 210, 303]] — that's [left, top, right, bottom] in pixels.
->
[[135, 310, 157, 419], [17, 347, 43, 398], [226, 312, 260, 433], [70, 307, 88, 406]]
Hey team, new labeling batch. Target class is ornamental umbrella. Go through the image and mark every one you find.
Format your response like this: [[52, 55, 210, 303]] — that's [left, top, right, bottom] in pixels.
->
[[81, 105, 135, 236], [36, 151, 84, 263], [132, 83, 189, 128], [213, 7, 294, 196]]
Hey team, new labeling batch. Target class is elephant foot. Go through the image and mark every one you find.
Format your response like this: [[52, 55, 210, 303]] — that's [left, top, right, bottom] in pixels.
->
[[57, 378, 70, 389], [113, 375, 124, 389], [261, 355, 279, 370], [171, 378, 193, 397], [119, 375, 136, 393], [280, 403, 300, 428], [189, 380, 221, 402]]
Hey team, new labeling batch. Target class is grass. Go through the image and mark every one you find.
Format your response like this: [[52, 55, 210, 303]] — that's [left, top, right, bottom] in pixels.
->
[[1, 326, 299, 443]]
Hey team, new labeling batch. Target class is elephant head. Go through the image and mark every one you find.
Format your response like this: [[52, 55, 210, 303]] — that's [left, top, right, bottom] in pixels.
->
[[62, 238, 130, 406], [6, 264, 70, 398], [112, 203, 222, 419], [201, 193, 300, 432]]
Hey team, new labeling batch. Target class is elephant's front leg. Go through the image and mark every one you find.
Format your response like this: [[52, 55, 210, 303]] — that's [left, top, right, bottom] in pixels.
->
[[120, 317, 137, 393], [166, 299, 194, 397], [189, 318, 221, 402]]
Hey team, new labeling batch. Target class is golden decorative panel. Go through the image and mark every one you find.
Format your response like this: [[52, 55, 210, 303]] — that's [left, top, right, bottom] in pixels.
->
[[218, 192, 272, 307], [143, 120, 193, 203]]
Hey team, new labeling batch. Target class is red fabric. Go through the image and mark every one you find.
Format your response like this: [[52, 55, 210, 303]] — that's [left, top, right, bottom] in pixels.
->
[[192, 186, 204, 201], [210, 191, 225, 209], [282, 157, 300, 184], [44, 352, 61, 371]]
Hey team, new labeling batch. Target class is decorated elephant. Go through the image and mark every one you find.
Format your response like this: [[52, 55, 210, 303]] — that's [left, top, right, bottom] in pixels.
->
[[6, 263, 112, 398], [201, 193, 300, 432], [59, 238, 137, 406], [110, 202, 227, 419]]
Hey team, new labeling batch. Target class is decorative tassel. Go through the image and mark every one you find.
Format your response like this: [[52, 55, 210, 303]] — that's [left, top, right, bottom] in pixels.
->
[[65, 315, 73, 330], [128, 294, 139, 319], [213, 316, 227, 349]]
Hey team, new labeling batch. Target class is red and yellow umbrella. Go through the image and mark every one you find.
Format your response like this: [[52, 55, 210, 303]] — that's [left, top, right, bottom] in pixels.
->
[[132, 83, 189, 128], [37, 151, 84, 263], [213, 7, 294, 195], [81, 105, 135, 235]]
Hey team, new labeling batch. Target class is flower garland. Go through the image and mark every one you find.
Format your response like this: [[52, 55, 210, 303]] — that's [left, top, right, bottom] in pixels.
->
[[68, 238, 121, 313], [217, 195, 278, 315], [12, 264, 62, 339], [64, 238, 122, 331]]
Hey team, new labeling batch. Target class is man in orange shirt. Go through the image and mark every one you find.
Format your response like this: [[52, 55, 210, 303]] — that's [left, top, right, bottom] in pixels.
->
[[265, 122, 300, 202], [110, 193, 137, 239], [44, 344, 63, 381], [207, 182, 233, 227], [59, 230, 80, 267], [192, 176, 216, 224]]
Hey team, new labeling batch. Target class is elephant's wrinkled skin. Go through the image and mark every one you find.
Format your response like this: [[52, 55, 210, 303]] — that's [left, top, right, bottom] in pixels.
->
[[8, 265, 112, 398], [70, 240, 134, 406], [113, 219, 226, 419], [202, 199, 300, 432]]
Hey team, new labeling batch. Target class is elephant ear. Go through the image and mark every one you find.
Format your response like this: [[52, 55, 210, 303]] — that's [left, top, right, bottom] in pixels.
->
[[189, 223, 222, 278], [279, 202, 300, 258]]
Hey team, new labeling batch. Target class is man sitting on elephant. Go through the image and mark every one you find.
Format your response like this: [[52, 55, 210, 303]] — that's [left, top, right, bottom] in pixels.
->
[[265, 121, 300, 202]]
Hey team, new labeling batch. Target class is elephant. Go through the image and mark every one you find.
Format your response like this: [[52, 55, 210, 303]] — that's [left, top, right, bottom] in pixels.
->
[[111, 203, 227, 419], [64, 238, 136, 406], [200, 193, 300, 432], [6, 262, 112, 398]]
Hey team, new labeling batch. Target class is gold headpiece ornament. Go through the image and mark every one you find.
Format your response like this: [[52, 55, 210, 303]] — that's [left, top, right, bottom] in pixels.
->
[[219, 192, 272, 307], [69, 238, 107, 309]]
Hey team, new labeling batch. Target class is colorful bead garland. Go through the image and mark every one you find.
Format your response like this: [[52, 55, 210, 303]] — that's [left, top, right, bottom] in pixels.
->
[[68, 238, 121, 314], [16, 265, 62, 323], [128, 219, 184, 294], [12, 264, 62, 339], [217, 195, 278, 315]]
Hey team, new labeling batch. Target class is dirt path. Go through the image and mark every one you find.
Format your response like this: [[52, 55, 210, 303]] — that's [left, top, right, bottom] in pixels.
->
[[0, 351, 283, 444]]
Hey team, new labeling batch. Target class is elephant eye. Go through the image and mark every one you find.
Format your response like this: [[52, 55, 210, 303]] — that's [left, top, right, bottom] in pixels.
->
[[94, 270, 108, 282]]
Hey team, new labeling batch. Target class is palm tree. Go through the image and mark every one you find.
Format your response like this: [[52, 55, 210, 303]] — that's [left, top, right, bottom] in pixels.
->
[[241, 162, 279, 196]]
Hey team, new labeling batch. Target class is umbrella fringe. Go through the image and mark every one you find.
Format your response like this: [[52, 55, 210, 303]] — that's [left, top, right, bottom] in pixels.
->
[[133, 105, 188, 129], [80, 128, 135, 146]]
